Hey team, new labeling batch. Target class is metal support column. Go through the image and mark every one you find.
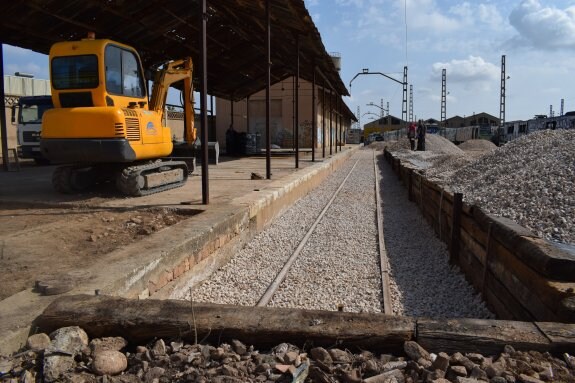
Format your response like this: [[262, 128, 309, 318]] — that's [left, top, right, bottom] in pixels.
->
[[295, 35, 300, 168], [311, 68, 316, 162], [339, 100, 342, 150], [292, 76, 295, 151], [230, 98, 234, 128], [0, 44, 9, 171], [199, 0, 209, 204], [441, 68, 447, 128], [335, 98, 338, 153], [265, 0, 271, 179], [322, 84, 326, 158], [184, 59, 193, 143], [246, 96, 250, 133], [329, 90, 333, 155]]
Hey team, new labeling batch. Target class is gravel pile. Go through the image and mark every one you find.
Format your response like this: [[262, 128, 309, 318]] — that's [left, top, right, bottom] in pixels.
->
[[385, 130, 574, 245], [458, 139, 497, 152], [182, 148, 492, 319], [384, 135, 463, 156], [447, 130, 575, 245], [2, 326, 574, 382]]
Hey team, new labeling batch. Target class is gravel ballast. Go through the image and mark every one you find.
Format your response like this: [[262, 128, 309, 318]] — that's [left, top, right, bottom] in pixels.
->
[[183, 148, 492, 319]]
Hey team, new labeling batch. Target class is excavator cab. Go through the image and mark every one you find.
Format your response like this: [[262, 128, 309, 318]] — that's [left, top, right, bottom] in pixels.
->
[[41, 37, 195, 196]]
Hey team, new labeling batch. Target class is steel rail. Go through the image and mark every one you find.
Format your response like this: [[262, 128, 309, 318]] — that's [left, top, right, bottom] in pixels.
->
[[256, 158, 361, 307], [374, 150, 393, 315]]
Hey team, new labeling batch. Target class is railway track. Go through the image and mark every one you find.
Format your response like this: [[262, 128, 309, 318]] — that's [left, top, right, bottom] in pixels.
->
[[255, 151, 392, 314], [189, 149, 392, 314]]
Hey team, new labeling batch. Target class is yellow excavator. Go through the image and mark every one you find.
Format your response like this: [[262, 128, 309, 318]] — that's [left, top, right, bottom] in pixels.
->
[[40, 36, 196, 196]]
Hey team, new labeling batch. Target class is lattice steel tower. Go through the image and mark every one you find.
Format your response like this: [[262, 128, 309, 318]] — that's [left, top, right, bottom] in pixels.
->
[[402, 66, 408, 127], [441, 69, 447, 127], [409, 85, 414, 122], [500, 55, 506, 128]]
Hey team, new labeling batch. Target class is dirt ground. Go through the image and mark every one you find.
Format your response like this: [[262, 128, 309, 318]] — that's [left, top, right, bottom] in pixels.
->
[[0, 202, 197, 300]]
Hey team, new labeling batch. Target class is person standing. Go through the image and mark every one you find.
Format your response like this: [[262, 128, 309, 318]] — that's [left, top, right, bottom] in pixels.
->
[[407, 122, 417, 150], [417, 120, 426, 151]]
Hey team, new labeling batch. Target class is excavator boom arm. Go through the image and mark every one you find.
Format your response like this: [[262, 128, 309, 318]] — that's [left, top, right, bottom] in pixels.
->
[[148, 57, 196, 144]]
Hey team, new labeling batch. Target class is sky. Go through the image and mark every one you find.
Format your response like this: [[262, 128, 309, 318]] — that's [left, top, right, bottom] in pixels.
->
[[3, 0, 575, 124], [304, 0, 575, 124]]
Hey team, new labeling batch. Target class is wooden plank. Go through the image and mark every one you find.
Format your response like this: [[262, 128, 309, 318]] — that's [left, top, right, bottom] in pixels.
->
[[417, 318, 551, 355], [460, 212, 488, 249], [460, 229, 486, 266], [474, 209, 575, 282], [481, 223, 493, 297], [488, 239, 567, 322], [535, 322, 575, 353], [34, 295, 416, 354], [483, 284, 517, 320], [458, 245, 484, 290], [450, 193, 463, 265], [484, 269, 537, 321]]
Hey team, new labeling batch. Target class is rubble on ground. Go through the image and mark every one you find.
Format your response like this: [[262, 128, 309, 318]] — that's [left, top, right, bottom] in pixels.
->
[[1, 327, 574, 382]]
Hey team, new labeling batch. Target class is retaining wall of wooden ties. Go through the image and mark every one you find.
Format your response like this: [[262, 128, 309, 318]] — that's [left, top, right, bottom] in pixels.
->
[[384, 149, 575, 323]]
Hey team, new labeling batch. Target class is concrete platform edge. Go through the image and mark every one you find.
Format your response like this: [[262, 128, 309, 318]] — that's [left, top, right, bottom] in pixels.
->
[[0, 147, 357, 355]]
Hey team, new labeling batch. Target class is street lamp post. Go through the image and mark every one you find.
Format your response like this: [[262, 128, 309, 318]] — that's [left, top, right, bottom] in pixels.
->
[[349, 67, 408, 130], [366, 102, 388, 117]]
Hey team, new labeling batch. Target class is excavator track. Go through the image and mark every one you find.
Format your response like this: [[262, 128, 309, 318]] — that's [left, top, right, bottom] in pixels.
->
[[115, 160, 189, 197], [52, 165, 98, 193]]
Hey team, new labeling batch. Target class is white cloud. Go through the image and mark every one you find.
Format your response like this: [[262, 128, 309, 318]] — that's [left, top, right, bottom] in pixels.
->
[[449, 2, 504, 28], [403, 0, 460, 33], [508, 0, 575, 50], [431, 56, 499, 90]]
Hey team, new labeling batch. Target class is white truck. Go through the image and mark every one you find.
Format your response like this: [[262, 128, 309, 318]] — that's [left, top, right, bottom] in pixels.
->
[[12, 95, 53, 164]]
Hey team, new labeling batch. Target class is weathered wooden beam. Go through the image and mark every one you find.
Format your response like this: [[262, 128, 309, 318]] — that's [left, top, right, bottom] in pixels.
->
[[33, 295, 575, 356], [416, 318, 552, 355], [34, 295, 415, 354]]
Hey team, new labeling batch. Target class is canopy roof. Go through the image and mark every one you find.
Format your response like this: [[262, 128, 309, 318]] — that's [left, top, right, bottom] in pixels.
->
[[0, 0, 349, 103]]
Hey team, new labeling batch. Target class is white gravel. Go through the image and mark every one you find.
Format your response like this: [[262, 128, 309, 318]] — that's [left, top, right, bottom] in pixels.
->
[[379, 154, 493, 318], [447, 130, 575, 245], [268, 150, 382, 312], [184, 147, 493, 319], [185, 156, 359, 306]]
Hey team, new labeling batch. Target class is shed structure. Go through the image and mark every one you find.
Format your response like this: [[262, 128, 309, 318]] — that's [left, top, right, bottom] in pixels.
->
[[0, 0, 354, 198]]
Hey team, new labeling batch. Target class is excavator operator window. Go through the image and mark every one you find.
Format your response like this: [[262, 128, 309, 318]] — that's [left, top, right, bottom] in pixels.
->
[[105, 45, 145, 98], [51, 55, 98, 90]]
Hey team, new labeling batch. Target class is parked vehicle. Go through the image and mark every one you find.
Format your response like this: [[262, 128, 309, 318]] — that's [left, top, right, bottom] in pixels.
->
[[365, 132, 383, 145], [12, 95, 53, 164], [40, 36, 196, 196]]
